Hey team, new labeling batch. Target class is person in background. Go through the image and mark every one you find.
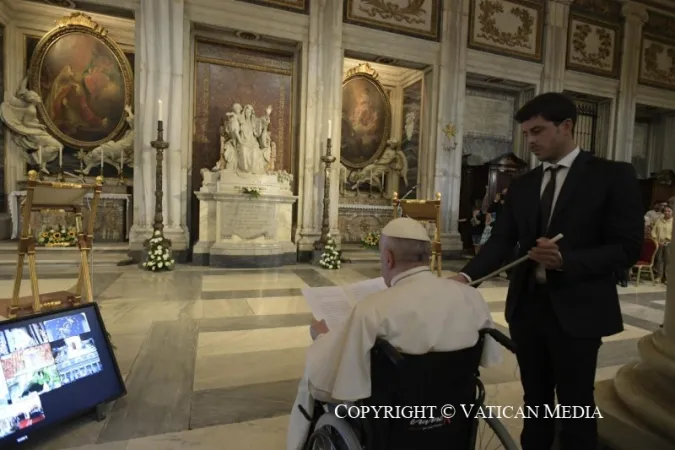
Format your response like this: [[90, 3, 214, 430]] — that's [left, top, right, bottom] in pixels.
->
[[488, 192, 504, 218], [477, 213, 495, 254], [652, 205, 672, 284], [645, 202, 664, 230], [470, 205, 485, 255]]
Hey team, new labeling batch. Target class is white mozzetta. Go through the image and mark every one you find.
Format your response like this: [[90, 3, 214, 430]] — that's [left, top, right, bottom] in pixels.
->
[[466, 49, 542, 87], [342, 23, 440, 66], [130, 0, 189, 253], [613, 1, 649, 162], [185, 0, 309, 41], [433, 0, 468, 251], [540, 0, 572, 92]]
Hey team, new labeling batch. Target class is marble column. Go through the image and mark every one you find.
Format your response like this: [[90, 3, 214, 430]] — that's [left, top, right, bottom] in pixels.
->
[[432, 0, 468, 254], [596, 223, 675, 449], [540, 0, 572, 93], [295, 0, 343, 254], [613, 1, 649, 163], [128, 0, 189, 260]]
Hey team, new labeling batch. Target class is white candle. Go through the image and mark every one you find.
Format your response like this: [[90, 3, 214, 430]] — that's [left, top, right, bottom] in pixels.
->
[[328, 119, 332, 137], [38, 146, 42, 166], [59, 148, 63, 167], [120, 147, 124, 168], [158, 99, 163, 123], [101, 151, 104, 172]]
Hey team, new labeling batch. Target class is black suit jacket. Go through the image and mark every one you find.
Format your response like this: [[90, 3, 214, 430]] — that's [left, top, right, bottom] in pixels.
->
[[460, 150, 644, 338]]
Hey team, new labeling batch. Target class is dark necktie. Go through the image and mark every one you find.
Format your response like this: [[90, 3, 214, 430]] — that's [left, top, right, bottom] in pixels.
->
[[539, 166, 560, 237]]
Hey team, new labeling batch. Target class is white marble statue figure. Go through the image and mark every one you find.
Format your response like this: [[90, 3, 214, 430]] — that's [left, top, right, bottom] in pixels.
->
[[404, 111, 416, 141], [342, 140, 408, 192], [214, 102, 273, 174], [0, 77, 63, 174], [79, 105, 135, 175]]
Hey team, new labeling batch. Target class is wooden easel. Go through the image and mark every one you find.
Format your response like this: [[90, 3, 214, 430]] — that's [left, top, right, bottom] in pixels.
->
[[393, 192, 443, 277], [2, 170, 103, 319]]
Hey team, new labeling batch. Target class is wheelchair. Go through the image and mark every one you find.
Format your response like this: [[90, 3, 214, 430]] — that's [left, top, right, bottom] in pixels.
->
[[299, 328, 519, 450]]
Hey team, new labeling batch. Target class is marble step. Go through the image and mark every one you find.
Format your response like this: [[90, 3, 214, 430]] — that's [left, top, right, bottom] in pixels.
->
[[340, 244, 379, 262], [0, 241, 129, 266]]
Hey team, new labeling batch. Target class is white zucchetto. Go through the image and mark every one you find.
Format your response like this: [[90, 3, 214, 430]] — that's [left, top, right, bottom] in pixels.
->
[[381, 217, 430, 242]]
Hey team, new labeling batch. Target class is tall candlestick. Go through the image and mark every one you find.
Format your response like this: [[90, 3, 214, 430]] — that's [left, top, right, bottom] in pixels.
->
[[59, 148, 63, 167], [328, 119, 332, 138], [158, 99, 163, 123]]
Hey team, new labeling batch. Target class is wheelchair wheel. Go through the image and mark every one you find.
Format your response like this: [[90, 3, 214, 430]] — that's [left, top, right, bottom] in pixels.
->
[[306, 412, 362, 450], [474, 416, 519, 450]]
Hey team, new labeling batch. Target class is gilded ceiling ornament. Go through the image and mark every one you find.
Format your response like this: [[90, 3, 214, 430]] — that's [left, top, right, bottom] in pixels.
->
[[477, 0, 534, 49], [571, 23, 612, 69], [358, 0, 427, 24]]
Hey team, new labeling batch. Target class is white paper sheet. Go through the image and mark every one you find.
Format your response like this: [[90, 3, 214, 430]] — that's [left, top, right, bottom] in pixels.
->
[[302, 277, 387, 330]]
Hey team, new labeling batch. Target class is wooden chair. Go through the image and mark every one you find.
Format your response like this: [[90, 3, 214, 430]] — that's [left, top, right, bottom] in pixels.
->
[[392, 192, 442, 277], [632, 238, 659, 286], [1, 170, 103, 319]]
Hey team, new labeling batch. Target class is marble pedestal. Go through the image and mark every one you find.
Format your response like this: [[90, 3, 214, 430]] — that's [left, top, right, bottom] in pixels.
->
[[193, 171, 298, 268]]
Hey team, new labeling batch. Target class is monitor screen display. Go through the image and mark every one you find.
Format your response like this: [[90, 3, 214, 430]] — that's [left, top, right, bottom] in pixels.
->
[[0, 303, 125, 446]]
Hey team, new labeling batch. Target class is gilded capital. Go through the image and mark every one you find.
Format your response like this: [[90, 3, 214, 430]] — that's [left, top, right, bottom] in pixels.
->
[[620, 1, 649, 24]]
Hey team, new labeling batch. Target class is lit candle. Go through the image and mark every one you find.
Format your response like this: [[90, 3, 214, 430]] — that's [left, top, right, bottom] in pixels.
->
[[158, 99, 163, 123], [38, 145, 42, 166], [59, 148, 63, 167], [328, 119, 332, 137]]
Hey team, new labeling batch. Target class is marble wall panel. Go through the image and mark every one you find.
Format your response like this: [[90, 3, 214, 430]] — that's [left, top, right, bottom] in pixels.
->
[[462, 88, 516, 165], [639, 36, 675, 91], [235, 0, 308, 14], [632, 122, 650, 178], [399, 80, 422, 197], [23, 36, 135, 178], [566, 15, 620, 78], [468, 0, 544, 62], [191, 39, 295, 241], [343, 0, 441, 41]]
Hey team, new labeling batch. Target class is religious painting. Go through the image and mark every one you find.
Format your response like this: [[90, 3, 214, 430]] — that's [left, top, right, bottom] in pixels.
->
[[191, 38, 295, 243], [399, 79, 423, 198], [28, 13, 133, 149], [340, 63, 391, 170], [343, 0, 441, 41]]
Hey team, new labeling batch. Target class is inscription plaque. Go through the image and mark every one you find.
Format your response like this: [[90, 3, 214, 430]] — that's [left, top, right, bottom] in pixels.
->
[[220, 202, 276, 239]]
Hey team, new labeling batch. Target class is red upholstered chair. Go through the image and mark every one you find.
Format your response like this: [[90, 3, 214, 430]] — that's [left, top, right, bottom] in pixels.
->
[[632, 238, 659, 285]]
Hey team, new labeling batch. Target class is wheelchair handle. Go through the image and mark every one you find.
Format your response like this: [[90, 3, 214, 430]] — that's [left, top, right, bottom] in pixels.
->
[[482, 328, 517, 354]]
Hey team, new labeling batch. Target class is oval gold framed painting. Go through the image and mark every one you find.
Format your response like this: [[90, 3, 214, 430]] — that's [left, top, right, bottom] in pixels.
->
[[340, 66, 391, 169], [28, 14, 133, 149]]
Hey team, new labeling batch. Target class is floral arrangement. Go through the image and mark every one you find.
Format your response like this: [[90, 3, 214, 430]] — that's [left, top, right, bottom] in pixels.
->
[[37, 225, 77, 247], [241, 186, 262, 198], [319, 235, 341, 270], [143, 230, 175, 272], [361, 231, 380, 250], [276, 170, 293, 185]]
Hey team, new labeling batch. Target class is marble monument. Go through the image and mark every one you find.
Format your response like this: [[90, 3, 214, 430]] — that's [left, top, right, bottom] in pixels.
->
[[194, 102, 297, 267]]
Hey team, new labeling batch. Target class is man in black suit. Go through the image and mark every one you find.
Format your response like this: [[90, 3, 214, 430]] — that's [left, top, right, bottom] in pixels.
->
[[451, 93, 643, 450]]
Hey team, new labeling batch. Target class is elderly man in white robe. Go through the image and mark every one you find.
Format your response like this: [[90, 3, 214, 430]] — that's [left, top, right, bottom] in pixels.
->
[[287, 217, 503, 449]]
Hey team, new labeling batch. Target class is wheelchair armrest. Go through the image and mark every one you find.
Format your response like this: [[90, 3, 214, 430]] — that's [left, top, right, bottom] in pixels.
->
[[481, 328, 517, 354], [374, 338, 404, 365]]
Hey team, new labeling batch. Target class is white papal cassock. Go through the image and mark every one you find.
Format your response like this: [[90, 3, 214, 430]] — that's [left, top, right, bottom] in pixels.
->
[[287, 266, 503, 449]]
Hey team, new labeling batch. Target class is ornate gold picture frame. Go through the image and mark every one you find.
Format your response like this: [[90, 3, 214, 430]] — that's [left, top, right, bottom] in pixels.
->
[[28, 13, 133, 149], [341, 63, 392, 170]]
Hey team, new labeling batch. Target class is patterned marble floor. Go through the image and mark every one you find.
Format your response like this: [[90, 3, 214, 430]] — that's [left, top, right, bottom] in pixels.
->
[[0, 260, 666, 450]]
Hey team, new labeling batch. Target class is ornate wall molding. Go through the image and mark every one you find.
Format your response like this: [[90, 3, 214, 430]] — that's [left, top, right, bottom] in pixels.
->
[[570, 0, 621, 21], [343, 0, 441, 41], [639, 10, 675, 91], [566, 14, 620, 78], [467, 0, 544, 62], [234, 0, 308, 14]]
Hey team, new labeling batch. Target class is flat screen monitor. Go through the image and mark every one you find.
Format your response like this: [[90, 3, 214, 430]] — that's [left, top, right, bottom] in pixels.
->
[[0, 303, 125, 447]]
